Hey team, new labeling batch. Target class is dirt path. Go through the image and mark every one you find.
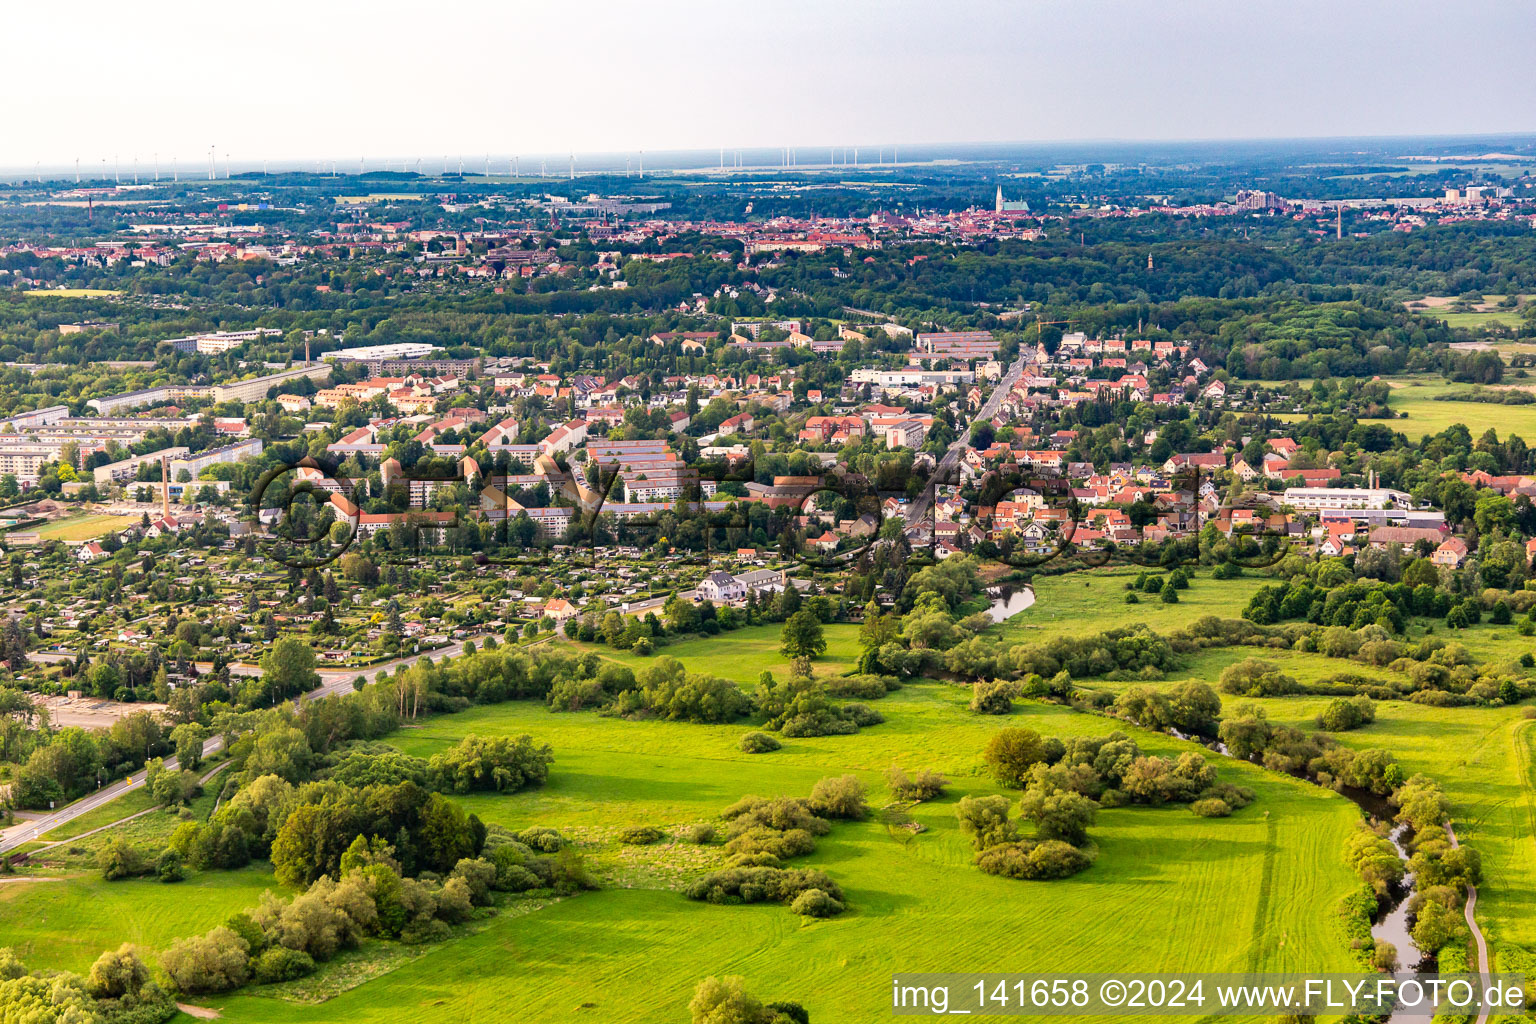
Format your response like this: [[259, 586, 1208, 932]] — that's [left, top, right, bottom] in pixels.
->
[[1447, 823, 1492, 1024]]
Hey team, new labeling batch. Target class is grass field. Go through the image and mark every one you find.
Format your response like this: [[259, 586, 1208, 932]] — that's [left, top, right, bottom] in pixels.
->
[[0, 867, 279, 974], [1383, 380, 1536, 441], [1272, 377, 1536, 442], [573, 622, 863, 685], [191, 687, 1362, 1023], [1434, 310, 1526, 330], [1212, 694, 1536, 971], [34, 785, 162, 842], [992, 567, 1269, 646], [31, 514, 141, 543]]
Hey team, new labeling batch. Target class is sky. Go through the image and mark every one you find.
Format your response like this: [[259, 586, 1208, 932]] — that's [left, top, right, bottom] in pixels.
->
[[6, 0, 1534, 170]]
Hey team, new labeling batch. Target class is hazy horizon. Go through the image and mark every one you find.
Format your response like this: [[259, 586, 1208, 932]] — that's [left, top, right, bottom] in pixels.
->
[[6, 0, 1534, 172]]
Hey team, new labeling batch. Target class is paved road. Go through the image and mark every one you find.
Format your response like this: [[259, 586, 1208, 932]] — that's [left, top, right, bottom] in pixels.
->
[[2, 634, 489, 855], [0, 736, 225, 854], [905, 355, 1025, 531]]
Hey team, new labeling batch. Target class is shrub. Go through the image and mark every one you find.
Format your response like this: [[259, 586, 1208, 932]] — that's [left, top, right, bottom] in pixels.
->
[[517, 826, 569, 853], [156, 848, 186, 883], [627, 659, 752, 723], [1317, 695, 1376, 732], [428, 734, 554, 794], [739, 731, 782, 754], [98, 838, 149, 881], [1190, 798, 1232, 817], [825, 674, 900, 699], [690, 976, 775, 1024], [253, 946, 316, 985], [722, 796, 831, 837], [620, 826, 664, 845], [789, 887, 845, 918], [970, 680, 1017, 715], [160, 926, 251, 994], [885, 766, 948, 802], [1197, 782, 1255, 809], [1120, 753, 1217, 805], [1017, 785, 1098, 845], [808, 775, 868, 820], [450, 857, 498, 905], [976, 839, 1091, 880], [842, 703, 884, 728], [1219, 658, 1299, 697], [685, 866, 844, 908], [85, 943, 153, 1000], [686, 824, 716, 845]]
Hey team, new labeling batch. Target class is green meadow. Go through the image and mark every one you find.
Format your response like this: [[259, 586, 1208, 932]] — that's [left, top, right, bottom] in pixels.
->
[[574, 621, 864, 685], [11, 572, 1532, 1021], [199, 686, 1362, 1024], [1268, 374, 1536, 441], [0, 867, 279, 974], [994, 567, 1269, 645]]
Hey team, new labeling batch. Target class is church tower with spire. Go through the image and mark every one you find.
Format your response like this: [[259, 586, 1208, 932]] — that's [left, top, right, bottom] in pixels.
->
[[995, 185, 1004, 214]]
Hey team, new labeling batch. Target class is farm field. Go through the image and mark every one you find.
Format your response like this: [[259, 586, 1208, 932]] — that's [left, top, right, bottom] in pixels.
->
[[1271, 377, 1536, 442], [1375, 377, 1536, 440], [191, 687, 1364, 1024], [1434, 309, 1526, 329]]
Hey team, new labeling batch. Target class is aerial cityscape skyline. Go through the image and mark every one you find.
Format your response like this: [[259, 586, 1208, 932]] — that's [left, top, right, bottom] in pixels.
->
[[2, 6, 1535, 1023]]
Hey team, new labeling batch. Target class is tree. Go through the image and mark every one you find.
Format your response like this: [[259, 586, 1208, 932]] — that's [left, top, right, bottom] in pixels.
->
[[691, 975, 772, 1024], [1018, 786, 1097, 845], [87, 943, 153, 999], [160, 926, 251, 993], [171, 722, 207, 772], [779, 610, 826, 660], [982, 727, 1052, 787], [955, 794, 1016, 850], [242, 726, 314, 784], [261, 636, 319, 701]]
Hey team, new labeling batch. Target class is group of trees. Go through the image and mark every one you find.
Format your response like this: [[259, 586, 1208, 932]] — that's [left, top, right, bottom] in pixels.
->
[[1217, 703, 1404, 796], [156, 824, 587, 997], [961, 727, 1254, 884], [1341, 773, 1480, 963], [0, 945, 176, 1024]]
